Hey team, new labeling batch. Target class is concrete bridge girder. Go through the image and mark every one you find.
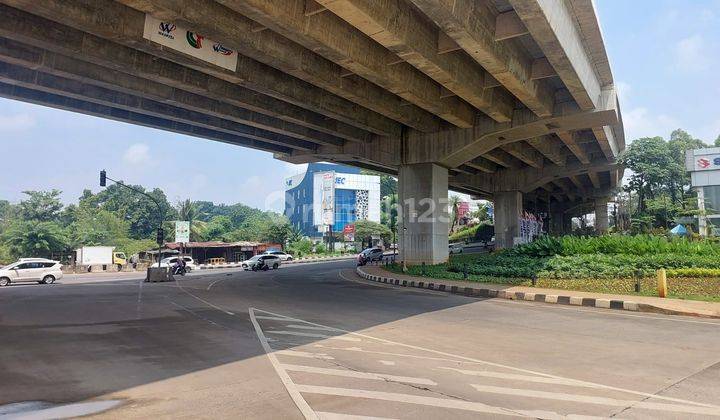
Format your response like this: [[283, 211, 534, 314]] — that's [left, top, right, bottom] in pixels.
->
[[0, 0, 624, 262]]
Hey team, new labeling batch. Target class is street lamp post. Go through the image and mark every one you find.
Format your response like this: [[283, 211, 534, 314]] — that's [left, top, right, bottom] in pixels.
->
[[100, 170, 165, 268]]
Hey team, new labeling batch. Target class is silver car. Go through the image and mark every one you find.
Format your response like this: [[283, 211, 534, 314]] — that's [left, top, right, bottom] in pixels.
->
[[0, 258, 64, 286]]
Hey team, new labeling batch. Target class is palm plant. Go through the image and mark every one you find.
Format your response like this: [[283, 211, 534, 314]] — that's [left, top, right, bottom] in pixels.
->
[[176, 199, 207, 242]]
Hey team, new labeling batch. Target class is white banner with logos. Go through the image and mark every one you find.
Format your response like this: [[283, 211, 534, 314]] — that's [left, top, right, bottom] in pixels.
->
[[320, 171, 335, 227], [175, 221, 190, 243], [142, 15, 238, 71]]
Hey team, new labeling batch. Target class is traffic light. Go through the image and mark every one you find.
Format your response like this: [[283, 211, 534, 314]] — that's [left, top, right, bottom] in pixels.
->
[[156, 227, 164, 245], [100, 170, 106, 187]]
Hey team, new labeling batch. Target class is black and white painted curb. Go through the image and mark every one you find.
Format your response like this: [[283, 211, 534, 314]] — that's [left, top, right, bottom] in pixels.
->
[[197, 255, 355, 270], [356, 266, 652, 313]]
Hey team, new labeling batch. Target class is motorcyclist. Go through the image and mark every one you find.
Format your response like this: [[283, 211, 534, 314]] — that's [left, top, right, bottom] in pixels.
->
[[174, 257, 187, 275]]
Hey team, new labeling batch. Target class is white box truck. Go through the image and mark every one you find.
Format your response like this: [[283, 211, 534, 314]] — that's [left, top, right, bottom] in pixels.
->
[[75, 246, 127, 266]]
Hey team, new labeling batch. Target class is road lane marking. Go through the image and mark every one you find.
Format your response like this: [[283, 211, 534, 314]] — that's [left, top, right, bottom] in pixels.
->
[[295, 385, 518, 417], [441, 368, 605, 390], [470, 384, 720, 416], [256, 315, 295, 321], [287, 324, 341, 332], [254, 308, 718, 410], [276, 350, 335, 360], [249, 308, 317, 420], [379, 361, 395, 366], [317, 412, 396, 420], [281, 364, 436, 386], [206, 278, 228, 290], [174, 277, 235, 315], [267, 330, 361, 342]]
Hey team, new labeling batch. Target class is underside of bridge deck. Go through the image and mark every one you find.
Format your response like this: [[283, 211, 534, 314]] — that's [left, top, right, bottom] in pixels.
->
[[0, 0, 624, 262]]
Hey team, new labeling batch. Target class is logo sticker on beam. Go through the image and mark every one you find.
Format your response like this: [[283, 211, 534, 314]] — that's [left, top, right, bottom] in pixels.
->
[[143, 15, 238, 71]]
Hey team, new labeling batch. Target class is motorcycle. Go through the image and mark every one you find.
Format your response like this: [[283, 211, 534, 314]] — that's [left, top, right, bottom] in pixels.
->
[[356, 253, 367, 266], [172, 264, 187, 276], [251, 261, 269, 271]]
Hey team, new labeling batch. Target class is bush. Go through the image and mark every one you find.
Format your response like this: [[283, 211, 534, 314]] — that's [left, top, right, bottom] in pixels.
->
[[513, 235, 720, 257], [449, 225, 478, 242]]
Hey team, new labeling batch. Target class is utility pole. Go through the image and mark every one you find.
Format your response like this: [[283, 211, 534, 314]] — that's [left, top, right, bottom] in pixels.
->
[[100, 170, 165, 267]]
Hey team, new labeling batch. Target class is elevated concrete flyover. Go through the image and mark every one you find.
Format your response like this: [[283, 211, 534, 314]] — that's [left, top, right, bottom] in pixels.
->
[[0, 0, 624, 263]]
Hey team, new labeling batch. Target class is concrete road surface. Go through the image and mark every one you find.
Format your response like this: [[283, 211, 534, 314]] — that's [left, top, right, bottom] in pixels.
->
[[1, 260, 719, 419]]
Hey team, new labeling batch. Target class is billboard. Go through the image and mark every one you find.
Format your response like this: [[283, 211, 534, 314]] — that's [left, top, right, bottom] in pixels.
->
[[320, 171, 335, 227], [686, 148, 720, 187], [175, 221, 190, 243], [143, 15, 238, 71]]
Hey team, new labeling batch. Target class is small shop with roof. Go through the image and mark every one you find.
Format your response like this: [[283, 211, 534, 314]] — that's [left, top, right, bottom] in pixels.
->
[[164, 241, 282, 264]]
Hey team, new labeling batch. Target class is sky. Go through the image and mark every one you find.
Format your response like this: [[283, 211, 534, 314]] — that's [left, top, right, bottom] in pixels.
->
[[1, 0, 719, 211]]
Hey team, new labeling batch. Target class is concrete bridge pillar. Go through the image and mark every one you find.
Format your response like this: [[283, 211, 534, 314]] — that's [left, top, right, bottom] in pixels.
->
[[563, 214, 574, 234], [549, 211, 565, 235], [397, 163, 449, 265], [595, 199, 609, 234], [494, 191, 523, 249]]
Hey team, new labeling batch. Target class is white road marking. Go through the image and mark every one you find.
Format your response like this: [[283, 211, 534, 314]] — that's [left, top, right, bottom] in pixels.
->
[[379, 361, 395, 366], [287, 324, 341, 332], [256, 315, 295, 321], [296, 385, 517, 417], [267, 330, 361, 342], [470, 384, 720, 416], [249, 308, 318, 420], [317, 412, 397, 420], [206, 278, 227, 290], [174, 277, 234, 315], [441, 368, 605, 390], [281, 363, 436, 386], [313, 345, 465, 364], [254, 308, 719, 410], [276, 350, 335, 360]]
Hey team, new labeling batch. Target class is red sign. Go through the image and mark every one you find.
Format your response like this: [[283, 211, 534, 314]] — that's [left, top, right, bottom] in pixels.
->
[[343, 224, 355, 234], [698, 158, 711, 169]]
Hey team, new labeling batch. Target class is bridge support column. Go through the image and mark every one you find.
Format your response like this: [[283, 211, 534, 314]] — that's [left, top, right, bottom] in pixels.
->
[[595, 199, 609, 234], [494, 191, 523, 249], [398, 163, 449, 265], [563, 214, 574, 234], [550, 211, 565, 235]]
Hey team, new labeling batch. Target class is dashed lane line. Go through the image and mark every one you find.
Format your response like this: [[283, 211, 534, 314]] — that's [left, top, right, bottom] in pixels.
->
[[174, 276, 235, 316], [470, 384, 720, 417], [379, 361, 395, 366], [441, 368, 608, 390], [281, 363, 437, 386], [267, 330, 361, 342], [286, 324, 341, 332]]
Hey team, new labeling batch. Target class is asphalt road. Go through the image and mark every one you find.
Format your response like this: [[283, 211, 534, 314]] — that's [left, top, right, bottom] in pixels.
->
[[1, 260, 719, 419]]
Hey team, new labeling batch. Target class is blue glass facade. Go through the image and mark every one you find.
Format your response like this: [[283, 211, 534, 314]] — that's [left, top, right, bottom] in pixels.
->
[[334, 189, 356, 233], [285, 163, 361, 237]]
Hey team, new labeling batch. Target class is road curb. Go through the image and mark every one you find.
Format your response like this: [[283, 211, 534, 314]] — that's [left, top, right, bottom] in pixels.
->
[[354, 267, 719, 319]]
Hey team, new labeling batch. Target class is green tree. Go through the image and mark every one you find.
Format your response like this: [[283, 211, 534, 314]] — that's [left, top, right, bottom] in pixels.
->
[[714, 134, 720, 147], [69, 207, 129, 247], [176, 199, 207, 241], [19, 190, 63, 222], [354, 219, 392, 244], [380, 193, 398, 235], [265, 220, 291, 245], [204, 215, 235, 241], [449, 195, 461, 232], [2, 220, 68, 259], [92, 183, 175, 239]]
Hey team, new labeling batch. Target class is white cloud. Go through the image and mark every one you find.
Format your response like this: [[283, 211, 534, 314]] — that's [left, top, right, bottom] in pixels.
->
[[623, 107, 680, 142], [0, 113, 35, 132], [673, 34, 709, 71], [122, 143, 151, 165]]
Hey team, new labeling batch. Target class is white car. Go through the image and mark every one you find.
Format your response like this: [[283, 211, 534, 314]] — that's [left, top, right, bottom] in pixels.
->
[[242, 255, 281, 270], [262, 250, 294, 261], [0, 258, 64, 286], [449, 243, 464, 254], [158, 256, 196, 271]]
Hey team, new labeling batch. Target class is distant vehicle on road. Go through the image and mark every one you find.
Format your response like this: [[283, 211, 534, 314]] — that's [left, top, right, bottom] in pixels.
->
[[262, 250, 294, 261], [0, 258, 63, 286], [357, 247, 384, 265], [158, 256, 196, 272], [242, 255, 281, 271], [75, 246, 127, 268], [449, 243, 464, 254]]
